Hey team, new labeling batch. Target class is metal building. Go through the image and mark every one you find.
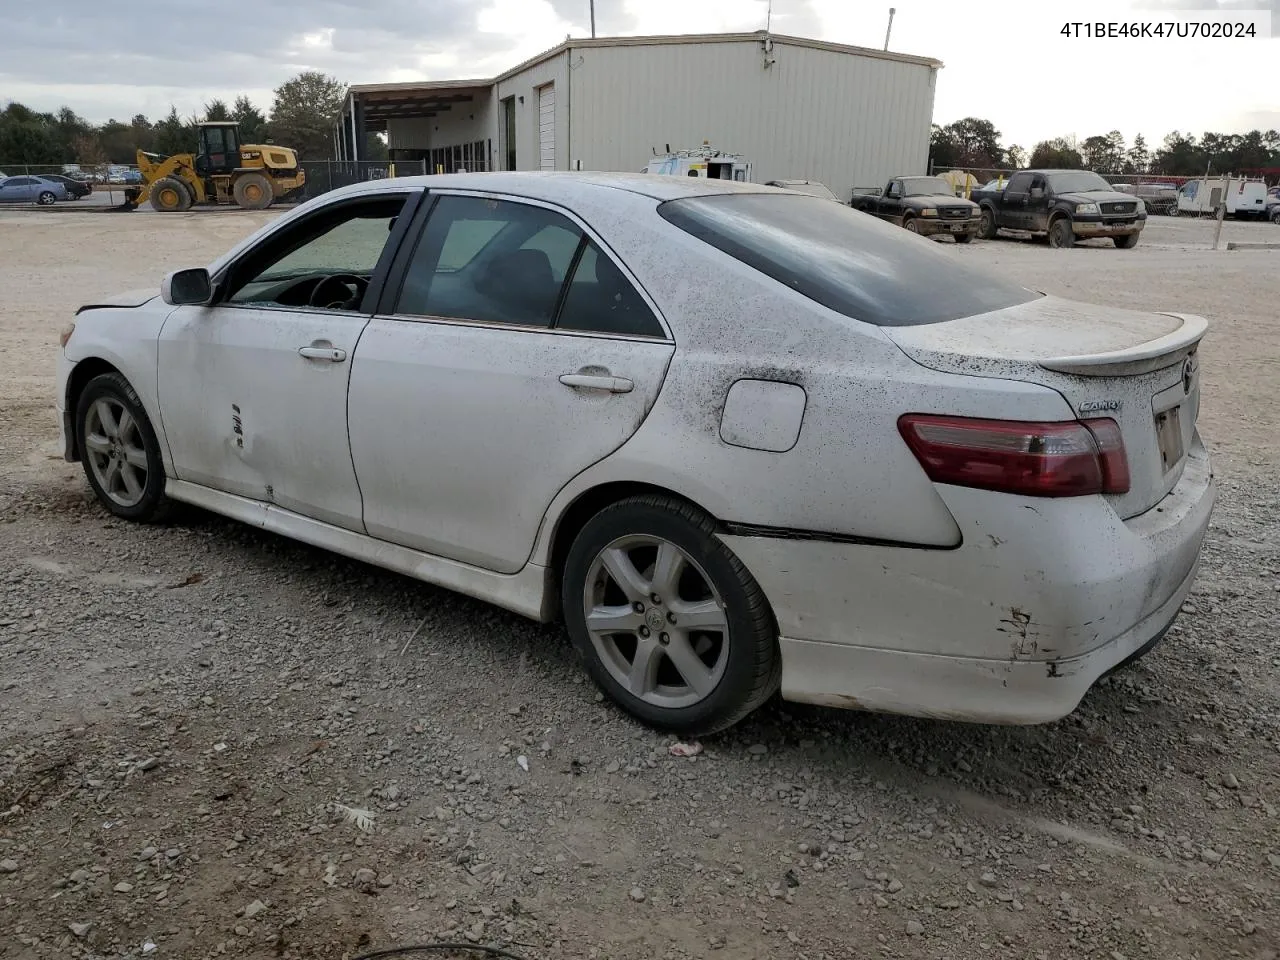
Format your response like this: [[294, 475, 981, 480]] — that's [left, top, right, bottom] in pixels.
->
[[338, 32, 942, 201]]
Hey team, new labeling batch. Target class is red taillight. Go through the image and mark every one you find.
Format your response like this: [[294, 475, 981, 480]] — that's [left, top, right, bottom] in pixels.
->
[[898, 415, 1130, 497]]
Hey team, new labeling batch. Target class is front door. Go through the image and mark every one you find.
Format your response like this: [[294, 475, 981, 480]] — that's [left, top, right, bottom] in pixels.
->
[[156, 192, 417, 531], [347, 191, 675, 574]]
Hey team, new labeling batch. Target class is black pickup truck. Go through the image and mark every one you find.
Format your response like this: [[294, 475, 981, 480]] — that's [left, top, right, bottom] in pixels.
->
[[849, 176, 981, 242], [976, 169, 1147, 248]]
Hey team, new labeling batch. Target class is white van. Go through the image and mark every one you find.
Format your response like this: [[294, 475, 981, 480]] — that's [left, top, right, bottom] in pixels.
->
[[643, 143, 751, 182], [1176, 177, 1269, 219]]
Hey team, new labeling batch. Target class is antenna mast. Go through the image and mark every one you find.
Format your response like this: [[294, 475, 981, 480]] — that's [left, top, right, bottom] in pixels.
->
[[590, 0, 596, 38], [884, 7, 896, 50], [766, 0, 773, 33]]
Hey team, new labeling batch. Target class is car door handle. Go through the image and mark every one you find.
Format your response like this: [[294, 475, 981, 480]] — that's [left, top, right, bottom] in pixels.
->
[[559, 373, 634, 394], [298, 345, 347, 362]]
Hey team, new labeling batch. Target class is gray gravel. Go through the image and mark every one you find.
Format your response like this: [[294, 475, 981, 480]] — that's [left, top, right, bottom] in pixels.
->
[[1, 209, 1278, 959]]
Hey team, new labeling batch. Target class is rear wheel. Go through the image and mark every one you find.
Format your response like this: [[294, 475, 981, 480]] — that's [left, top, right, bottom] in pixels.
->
[[76, 373, 171, 522], [562, 495, 780, 736], [1113, 233, 1139, 249], [149, 177, 192, 212], [233, 172, 274, 210], [978, 208, 998, 239], [37, 190, 56, 205], [1048, 216, 1075, 249]]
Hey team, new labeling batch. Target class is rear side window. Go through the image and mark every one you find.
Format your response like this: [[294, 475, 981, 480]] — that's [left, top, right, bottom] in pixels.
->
[[658, 194, 1039, 327]]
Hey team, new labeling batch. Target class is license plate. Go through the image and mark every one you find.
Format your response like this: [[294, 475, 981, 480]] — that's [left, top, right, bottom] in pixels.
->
[[1155, 407, 1184, 471], [950, 224, 966, 232]]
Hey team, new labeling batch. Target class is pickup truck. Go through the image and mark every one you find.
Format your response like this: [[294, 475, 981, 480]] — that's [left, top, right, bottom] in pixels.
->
[[849, 176, 981, 242], [976, 168, 1147, 248]]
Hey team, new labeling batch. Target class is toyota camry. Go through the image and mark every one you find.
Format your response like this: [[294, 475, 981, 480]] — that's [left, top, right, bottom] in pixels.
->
[[56, 172, 1214, 735]]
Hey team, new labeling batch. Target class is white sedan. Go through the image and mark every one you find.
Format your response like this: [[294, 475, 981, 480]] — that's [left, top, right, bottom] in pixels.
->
[[56, 172, 1215, 735]]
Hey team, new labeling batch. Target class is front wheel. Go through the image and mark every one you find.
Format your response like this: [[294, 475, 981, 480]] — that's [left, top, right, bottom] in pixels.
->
[[1048, 217, 1075, 248], [562, 495, 780, 736], [903, 216, 920, 234], [978, 208, 998, 239], [76, 372, 171, 522], [1113, 233, 1139, 249]]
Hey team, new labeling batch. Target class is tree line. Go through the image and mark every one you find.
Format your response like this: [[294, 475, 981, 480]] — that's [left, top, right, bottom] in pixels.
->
[[929, 117, 1280, 176], [0, 72, 385, 168]]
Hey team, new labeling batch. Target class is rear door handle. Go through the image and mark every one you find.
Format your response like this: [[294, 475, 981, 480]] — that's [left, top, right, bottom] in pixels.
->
[[559, 373, 634, 394], [299, 345, 347, 362]]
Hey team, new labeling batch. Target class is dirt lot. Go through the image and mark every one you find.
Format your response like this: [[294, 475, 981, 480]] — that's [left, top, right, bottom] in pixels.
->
[[1, 208, 1278, 960]]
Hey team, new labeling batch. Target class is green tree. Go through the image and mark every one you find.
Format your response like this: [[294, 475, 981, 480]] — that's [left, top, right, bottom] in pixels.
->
[[1080, 131, 1125, 172], [232, 95, 269, 143], [0, 102, 59, 164], [1152, 131, 1204, 175], [1005, 144, 1026, 169], [1028, 138, 1083, 169], [1127, 134, 1150, 174], [153, 105, 194, 157], [203, 99, 232, 122], [270, 71, 346, 159]]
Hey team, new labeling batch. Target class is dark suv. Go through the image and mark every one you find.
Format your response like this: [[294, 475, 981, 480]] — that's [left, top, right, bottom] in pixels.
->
[[976, 169, 1147, 248]]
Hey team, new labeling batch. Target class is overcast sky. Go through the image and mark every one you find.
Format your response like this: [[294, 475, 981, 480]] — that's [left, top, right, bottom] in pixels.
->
[[3, 0, 1277, 149]]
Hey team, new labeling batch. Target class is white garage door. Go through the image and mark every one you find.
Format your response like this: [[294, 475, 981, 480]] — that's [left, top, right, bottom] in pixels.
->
[[537, 84, 555, 171]]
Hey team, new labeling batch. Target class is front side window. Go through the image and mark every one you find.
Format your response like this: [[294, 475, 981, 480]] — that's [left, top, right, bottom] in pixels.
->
[[658, 193, 1040, 327], [224, 195, 409, 309], [396, 195, 583, 327]]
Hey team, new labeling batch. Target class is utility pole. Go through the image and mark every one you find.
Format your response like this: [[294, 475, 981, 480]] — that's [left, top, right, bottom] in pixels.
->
[[884, 7, 896, 50], [590, 0, 596, 38]]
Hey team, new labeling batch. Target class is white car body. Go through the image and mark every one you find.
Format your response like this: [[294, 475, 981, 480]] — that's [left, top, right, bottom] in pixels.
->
[[56, 172, 1214, 729]]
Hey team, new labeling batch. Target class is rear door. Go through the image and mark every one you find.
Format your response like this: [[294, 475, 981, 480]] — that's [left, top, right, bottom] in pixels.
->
[[1000, 172, 1033, 229], [347, 190, 675, 574]]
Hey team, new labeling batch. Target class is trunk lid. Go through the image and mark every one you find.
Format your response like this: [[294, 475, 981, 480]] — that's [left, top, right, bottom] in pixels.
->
[[885, 295, 1206, 519]]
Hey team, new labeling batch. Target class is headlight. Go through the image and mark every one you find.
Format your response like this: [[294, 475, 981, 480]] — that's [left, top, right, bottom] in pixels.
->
[[1136, 199, 1147, 214], [1075, 202, 1100, 215], [59, 322, 76, 347], [919, 208, 938, 217]]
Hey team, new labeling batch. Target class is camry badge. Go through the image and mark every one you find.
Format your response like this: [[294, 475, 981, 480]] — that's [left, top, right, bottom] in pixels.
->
[[1078, 399, 1122, 414]]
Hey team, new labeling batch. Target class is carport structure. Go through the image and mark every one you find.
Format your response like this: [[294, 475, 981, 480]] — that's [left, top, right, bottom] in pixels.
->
[[336, 79, 494, 173]]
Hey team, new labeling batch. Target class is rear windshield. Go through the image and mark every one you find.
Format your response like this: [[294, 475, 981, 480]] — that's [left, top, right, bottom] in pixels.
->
[[658, 193, 1040, 326]]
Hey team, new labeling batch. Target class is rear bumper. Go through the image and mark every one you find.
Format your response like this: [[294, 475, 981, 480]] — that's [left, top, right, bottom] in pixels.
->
[[720, 435, 1215, 724]]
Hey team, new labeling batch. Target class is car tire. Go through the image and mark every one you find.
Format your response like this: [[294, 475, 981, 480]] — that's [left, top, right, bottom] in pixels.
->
[[76, 372, 172, 523], [955, 232, 974, 244], [37, 191, 56, 205], [561, 494, 781, 736], [149, 177, 192, 212], [1113, 233, 1139, 249], [233, 172, 274, 210], [903, 216, 919, 234], [978, 208, 998, 239], [1047, 216, 1075, 249]]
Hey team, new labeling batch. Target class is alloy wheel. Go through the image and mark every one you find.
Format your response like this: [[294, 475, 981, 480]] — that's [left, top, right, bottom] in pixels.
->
[[583, 535, 729, 710], [83, 397, 149, 508]]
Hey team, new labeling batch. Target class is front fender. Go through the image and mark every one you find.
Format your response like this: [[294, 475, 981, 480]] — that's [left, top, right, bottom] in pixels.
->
[[63, 303, 177, 474]]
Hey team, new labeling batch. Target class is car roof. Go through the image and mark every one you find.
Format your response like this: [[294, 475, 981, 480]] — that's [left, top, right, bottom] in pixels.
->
[[322, 171, 776, 204]]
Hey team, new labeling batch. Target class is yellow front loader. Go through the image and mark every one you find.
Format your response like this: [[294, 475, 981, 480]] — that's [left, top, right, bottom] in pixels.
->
[[125, 121, 306, 212]]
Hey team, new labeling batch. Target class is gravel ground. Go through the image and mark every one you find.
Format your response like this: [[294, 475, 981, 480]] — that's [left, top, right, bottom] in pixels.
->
[[1, 208, 1278, 960]]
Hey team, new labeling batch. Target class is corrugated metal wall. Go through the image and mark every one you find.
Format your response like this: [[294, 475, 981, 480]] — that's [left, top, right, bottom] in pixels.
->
[[495, 53, 569, 171], [567, 40, 936, 198]]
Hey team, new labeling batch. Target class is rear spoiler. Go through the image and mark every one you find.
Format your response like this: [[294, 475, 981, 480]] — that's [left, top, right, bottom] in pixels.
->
[[1039, 313, 1207, 377]]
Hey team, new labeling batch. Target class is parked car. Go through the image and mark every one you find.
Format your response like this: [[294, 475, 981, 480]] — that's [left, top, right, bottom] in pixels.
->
[[41, 173, 93, 199], [0, 175, 68, 205], [764, 179, 839, 202], [1266, 186, 1280, 223], [849, 175, 981, 241], [977, 169, 1147, 248], [57, 173, 1214, 735]]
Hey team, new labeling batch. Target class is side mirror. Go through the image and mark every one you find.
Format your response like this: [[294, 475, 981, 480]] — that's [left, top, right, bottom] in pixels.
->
[[162, 268, 212, 306]]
